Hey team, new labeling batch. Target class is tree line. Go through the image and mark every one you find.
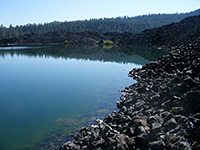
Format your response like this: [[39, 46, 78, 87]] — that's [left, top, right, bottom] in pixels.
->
[[0, 9, 199, 38]]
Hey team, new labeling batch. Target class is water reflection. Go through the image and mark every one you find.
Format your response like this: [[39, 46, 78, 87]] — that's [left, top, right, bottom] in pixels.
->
[[0, 45, 168, 150], [0, 45, 168, 65]]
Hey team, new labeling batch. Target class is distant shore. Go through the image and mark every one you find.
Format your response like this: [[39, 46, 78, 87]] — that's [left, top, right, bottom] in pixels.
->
[[1, 15, 199, 50]]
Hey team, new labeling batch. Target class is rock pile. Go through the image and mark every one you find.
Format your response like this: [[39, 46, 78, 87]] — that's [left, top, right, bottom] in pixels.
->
[[60, 39, 200, 149], [117, 15, 200, 48]]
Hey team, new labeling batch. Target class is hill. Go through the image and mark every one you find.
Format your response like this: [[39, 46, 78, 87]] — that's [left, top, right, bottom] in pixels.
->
[[116, 14, 200, 48], [1, 14, 200, 49], [0, 9, 200, 38]]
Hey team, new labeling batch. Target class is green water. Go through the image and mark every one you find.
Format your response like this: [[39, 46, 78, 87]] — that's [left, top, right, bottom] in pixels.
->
[[0, 45, 168, 150]]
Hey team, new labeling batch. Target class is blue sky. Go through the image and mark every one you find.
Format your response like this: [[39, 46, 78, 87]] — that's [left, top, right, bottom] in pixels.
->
[[0, 0, 199, 27]]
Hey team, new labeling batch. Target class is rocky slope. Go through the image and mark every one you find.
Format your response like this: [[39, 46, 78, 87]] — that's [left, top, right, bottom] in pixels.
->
[[0, 31, 108, 46], [115, 15, 200, 48], [60, 37, 200, 149], [1, 15, 200, 49]]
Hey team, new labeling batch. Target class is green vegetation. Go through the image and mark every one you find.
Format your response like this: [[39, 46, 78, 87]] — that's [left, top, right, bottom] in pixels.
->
[[171, 46, 175, 50], [104, 40, 113, 45], [95, 41, 100, 45], [103, 45, 113, 49], [94, 41, 100, 47], [94, 40, 113, 48], [64, 40, 68, 45], [0, 9, 199, 38], [171, 107, 182, 113]]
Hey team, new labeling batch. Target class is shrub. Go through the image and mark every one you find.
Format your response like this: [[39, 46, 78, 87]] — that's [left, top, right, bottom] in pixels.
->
[[95, 41, 100, 44], [64, 40, 68, 45], [104, 40, 113, 45], [103, 45, 113, 49]]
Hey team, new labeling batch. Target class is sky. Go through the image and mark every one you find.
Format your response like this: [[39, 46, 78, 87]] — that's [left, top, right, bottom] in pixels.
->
[[0, 0, 200, 27]]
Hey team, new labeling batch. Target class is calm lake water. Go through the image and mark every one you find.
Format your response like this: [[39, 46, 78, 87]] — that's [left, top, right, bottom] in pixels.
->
[[0, 45, 167, 150]]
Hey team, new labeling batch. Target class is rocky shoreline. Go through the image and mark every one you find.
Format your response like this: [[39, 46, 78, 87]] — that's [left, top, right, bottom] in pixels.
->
[[60, 38, 200, 149], [1, 15, 199, 150]]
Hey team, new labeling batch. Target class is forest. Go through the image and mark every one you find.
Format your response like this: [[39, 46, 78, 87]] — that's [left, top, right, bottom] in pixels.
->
[[0, 9, 199, 38]]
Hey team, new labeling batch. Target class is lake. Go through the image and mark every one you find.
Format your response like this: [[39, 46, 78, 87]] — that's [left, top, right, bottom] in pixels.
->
[[0, 45, 167, 150]]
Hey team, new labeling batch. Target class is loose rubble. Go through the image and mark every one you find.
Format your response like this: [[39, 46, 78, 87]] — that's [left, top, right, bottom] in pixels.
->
[[60, 38, 200, 149]]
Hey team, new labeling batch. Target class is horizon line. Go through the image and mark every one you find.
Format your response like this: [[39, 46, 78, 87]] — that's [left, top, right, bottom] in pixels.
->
[[1, 8, 199, 28]]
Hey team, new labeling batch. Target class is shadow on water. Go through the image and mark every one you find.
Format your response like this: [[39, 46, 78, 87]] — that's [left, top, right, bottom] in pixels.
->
[[0, 45, 168, 65]]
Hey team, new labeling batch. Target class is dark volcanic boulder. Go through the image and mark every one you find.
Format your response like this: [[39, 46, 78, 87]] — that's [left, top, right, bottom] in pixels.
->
[[60, 36, 200, 150], [118, 15, 200, 48]]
